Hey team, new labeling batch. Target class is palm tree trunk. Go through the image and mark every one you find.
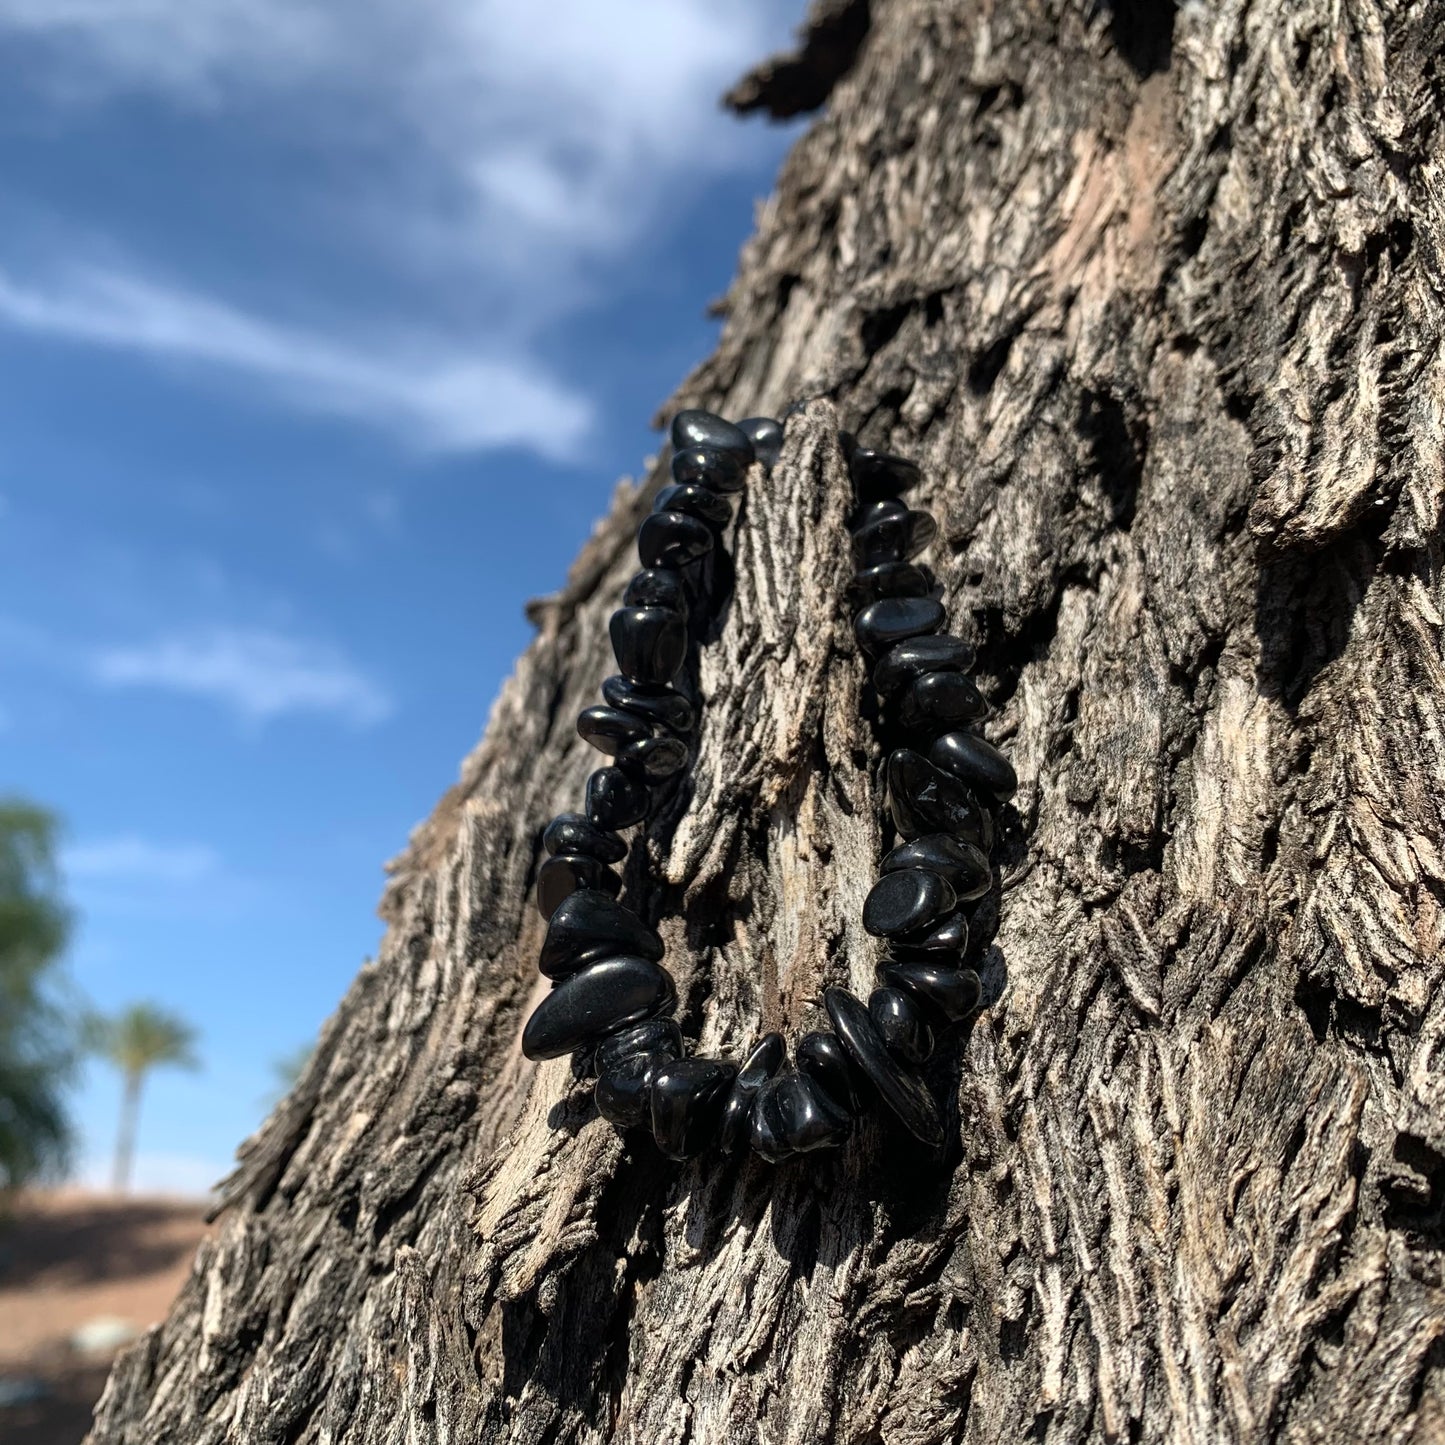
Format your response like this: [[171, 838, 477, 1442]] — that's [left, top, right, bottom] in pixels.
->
[[88, 1, 1445, 1441], [111, 1069, 142, 1195]]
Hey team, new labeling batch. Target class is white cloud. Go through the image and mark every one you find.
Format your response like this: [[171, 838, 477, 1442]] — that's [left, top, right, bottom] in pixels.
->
[[0, 263, 593, 457], [92, 626, 393, 725], [61, 836, 220, 883]]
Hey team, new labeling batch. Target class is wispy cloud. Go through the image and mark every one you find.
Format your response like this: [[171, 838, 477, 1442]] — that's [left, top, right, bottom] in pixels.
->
[[92, 626, 392, 725], [62, 835, 221, 883], [0, 263, 593, 456]]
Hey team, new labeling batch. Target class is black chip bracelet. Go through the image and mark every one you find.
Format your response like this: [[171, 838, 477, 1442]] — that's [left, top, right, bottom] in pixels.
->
[[522, 408, 1018, 1161]]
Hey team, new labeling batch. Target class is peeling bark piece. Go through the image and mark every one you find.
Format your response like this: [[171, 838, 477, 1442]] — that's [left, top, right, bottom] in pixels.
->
[[868, 986, 935, 1065], [886, 748, 990, 845], [609, 606, 687, 686], [928, 730, 1018, 802], [654, 482, 733, 528], [649, 1057, 737, 1159], [854, 596, 945, 656], [796, 1029, 867, 1115], [522, 956, 676, 1061], [881, 833, 990, 899], [576, 705, 651, 756], [879, 961, 982, 1026], [872, 634, 976, 694], [897, 671, 987, 732], [736, 416, 783, 467], [753, 1071, 850, 1159], [861, 867, 956, 938], [538, 889, 662, 980], [601, 675, 696, 734], [718, 1032, 787, 1153], [585, 766, 651, 831], [594, 1052, 665, 1128], [824, 986, 943, 1147], [670, 445, 748, 494], [669, 409, 754, 463], [622, 567, 689, 615], [540, 812, 627, 866], [535, 853, 619, 920]]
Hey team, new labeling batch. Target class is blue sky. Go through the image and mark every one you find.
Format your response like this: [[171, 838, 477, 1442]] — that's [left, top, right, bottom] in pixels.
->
[[0, 0, 804, 1195]]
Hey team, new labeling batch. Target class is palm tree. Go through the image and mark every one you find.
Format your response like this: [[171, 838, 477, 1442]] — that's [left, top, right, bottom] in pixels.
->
[[86, 1003, 199, 1193]]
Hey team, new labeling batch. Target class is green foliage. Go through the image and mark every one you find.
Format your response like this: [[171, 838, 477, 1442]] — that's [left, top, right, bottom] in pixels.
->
[[0, 800, 74, 1191], [87, 1003, 200, 1081]]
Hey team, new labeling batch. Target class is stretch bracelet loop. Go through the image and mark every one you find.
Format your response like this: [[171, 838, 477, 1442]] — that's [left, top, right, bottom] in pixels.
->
[[522, 409, 1017, 1163]]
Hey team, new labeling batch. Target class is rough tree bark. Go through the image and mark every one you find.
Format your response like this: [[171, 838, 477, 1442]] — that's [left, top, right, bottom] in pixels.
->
[[88, 0, 1445, 1441]]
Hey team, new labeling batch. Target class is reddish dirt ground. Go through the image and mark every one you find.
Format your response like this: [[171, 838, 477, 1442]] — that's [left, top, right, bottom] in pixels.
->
[[0, 1190, 211, 1445]]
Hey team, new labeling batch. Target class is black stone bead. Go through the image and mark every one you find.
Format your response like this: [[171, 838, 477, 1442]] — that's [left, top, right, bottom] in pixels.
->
[[869, 986, 935, 1065], [602, 675, 696, 734], [847, 562, 935, 610], [539, 889, 663, 979], [872, 634, 976, 696], [655, 482, 732, 528], [638, 511, 715, 569], [535, 853, 619, 919], [576, 705, 651, 756], [752, 1071, 850, 1160], [850, 447, 923, 499], [617, 734, 690, 784], [522, 955, 676, 1060], [542, 812, 627, 866], [737, 416, 783, 468], [650, 1056, 737, 1159], [586, 766, 651, 831], [848, 498, 908, 530], [796, 1030, 865, 1116], [882, 833, 991, 900], [854, 596, 945, 657], [880, 960, 982, 1025], [623, 567, 688, 615], [594, 1016, 683, 1075], [670, 409, 754, 462], [887, 910, 970, 962], [852, 508, 938, 569], [897, 671, 987, 732], [928, 730, 1018, 803], [609, 606, 686, 687], [886, 748, 990, 846], [595, 1051, 665, 1128], [862, 868, 956, 939], [824, 987, 943, 1147], [718, 1032, 787, 1153], [671, 445, 747, 494]]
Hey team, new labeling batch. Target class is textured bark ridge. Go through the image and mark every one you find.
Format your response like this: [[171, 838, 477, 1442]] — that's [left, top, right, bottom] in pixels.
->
[[89, 2, 1445, 1442]]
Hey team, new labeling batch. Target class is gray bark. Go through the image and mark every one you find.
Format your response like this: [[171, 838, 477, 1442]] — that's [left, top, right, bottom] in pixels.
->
[[87, 0, 1445, 1441]]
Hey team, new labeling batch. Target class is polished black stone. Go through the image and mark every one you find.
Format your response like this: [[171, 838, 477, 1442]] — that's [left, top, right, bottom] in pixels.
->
[[898, 671, 987, 732], [887, 910, 970, 962], [576, 704, 651, 756], [886, 748, 990, 845], [737, 416, 783, 467], [595, 1051, 665, 1128], [623, 567, 688, 615], [824, 987, 943, 1147], [522, 955, 676, 1060], [850, 447, 923, 499], [854, 596, 945, 657], [929, 730, 1018, 802], [535, 853, 619, 919], [593, 1016, 683, 1075], [671, 445, 747, 494], [873, 635, 976, 695], [848, 498, 908, 530], [852, 508, 938, 569], [862, 868, 956, 939], [585, 766, 651, 831], [880, 960, 982, 1025], [847, 562, 935, 611], [869, 986, 934, 1065], [882, 833, 990, 900], [670, 409, 755, 462], [539, 889, 663, 979], [655, 482, 732, 528], [650, 1056, 737, 1159], [542, 812, 627, 866], [796, 1029, 865, 1116], [752, 1071, 850, 1160], [609, 606, 686, 687], [618, 734, 690, 783], [602, 675, 696, 734], [638, 511, 715, 570], [718, 1031, 787, 1153]]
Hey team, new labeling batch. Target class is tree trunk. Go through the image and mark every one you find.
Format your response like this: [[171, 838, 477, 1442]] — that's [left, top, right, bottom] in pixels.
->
[[111, 1070, 142, 1195], [87, 1, 1445, 1441]]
